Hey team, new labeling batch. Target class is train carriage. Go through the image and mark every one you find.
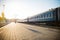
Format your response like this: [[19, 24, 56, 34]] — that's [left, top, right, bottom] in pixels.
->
[[25, 7, 60, 25]]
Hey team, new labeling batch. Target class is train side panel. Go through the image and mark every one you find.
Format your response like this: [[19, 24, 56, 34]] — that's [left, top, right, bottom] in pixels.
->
[[58, 7, 60, 21], [24, 7, 60, 25], [28, 11, 55, 23]]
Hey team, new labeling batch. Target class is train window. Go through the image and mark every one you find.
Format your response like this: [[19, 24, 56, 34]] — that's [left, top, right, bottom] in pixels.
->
[[38, 16, 40, 18], [41, 15, 43, 18], [44, 14, 45, 18], [37, 15, 39, 18], [51, 12, 52, 17], [47, 14, 48, 17], [51, 12, 53, 17], [36, 16, 38, 18], [44, 13, 46, 17], [40, 15, 42, 18], [48, 13, 51, 17], [44, 15, 45, 17], [45, 13, 47, 18], [42, 15, 44, 18], [39, 15, 41, 18], [50, 13, 51, 17], [53, 11, 55, 17]]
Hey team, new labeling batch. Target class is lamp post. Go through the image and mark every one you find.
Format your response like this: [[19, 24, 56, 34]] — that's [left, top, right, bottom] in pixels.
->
[[14, 13, 17, 23]]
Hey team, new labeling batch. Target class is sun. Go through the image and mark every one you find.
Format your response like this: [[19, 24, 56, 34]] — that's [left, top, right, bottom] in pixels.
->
[[5, 2, 31, 19]]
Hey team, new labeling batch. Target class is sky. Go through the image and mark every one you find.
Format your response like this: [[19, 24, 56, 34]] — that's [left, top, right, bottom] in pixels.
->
[[0, 0, 60, 19]]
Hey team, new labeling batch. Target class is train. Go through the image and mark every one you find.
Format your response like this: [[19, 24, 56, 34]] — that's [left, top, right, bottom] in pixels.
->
[[24, 7, 60, 25]]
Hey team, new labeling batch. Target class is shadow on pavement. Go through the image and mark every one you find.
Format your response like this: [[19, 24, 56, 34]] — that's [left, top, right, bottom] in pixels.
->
[[25, 27, 42, 34], [21, 22, 60, 30]]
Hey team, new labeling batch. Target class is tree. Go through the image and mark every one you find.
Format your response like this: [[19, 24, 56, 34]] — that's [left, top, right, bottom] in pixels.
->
[[0, 11, 6, 23]]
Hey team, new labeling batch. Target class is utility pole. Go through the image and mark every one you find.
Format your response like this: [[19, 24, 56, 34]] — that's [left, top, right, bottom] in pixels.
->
[[14, 13, 17, 23], [2, 4, 5, 17]]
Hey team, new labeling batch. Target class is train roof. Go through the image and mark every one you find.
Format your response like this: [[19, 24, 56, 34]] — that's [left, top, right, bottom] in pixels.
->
[[25, 7, 60, 19]]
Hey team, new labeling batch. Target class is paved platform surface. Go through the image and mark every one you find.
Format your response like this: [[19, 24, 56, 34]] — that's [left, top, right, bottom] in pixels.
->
[[0, 22, 60, 40]]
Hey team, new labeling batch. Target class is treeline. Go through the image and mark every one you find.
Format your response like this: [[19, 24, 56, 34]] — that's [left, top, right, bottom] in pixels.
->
[[0, 16, 6, 22], [0, 12, 7, 27]]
